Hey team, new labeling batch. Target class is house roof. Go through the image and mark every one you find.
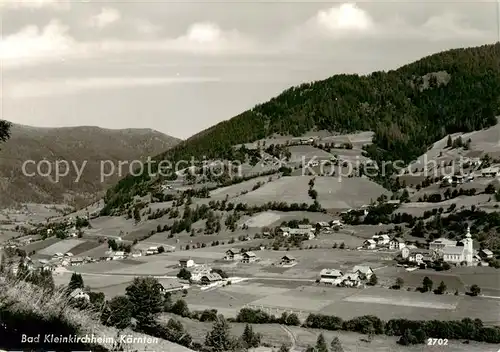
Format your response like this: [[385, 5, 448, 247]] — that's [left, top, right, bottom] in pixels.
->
[[289, 228, 312, 235], [281, 255, 295, 260], [352, 265, 372, 275], [279, 227, 291, 232], [365, 239, 376, 244], [378, 235, 390, 240], [226, 249, 236, 255], [481, 249, 493, 255], [69, 288, 86, 298], [482, 167, 499, 173], [443, 246, 465, 255], [179, 258, 192, 262], [431, 238, 457, 245], [391, 237, 405, 243], [342, 272, 359, 280], [298, 224, 313, 229], [243, 251, 256, 257], [201, 273, 222, 281], [409, 248, 433, 255], [320, 269, 343, 277]]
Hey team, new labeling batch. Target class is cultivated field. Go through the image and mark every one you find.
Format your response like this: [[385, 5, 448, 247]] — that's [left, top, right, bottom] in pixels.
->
[[288, 146, 334, 163], [243, 212, 282, 228], [231, 177, 315, 206], [38, 239, 87, 256], [314, 177, 390, 210], [182, 280, 500, 324], [21, 237, 61, 254]]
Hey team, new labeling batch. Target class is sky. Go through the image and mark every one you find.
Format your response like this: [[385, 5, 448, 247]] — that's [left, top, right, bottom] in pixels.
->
[[1, 1, 498, 139]]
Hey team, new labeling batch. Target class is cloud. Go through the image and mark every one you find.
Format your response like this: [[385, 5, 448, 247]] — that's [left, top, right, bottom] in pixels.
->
[[0, 20, 81, 69], [0, 0, 69, 10], [5, 76, 222, 98], [297, 3, 492, 42], [315, 3, 374, 33], [87, 7, 122, 29], [0, 20, 258, 69]]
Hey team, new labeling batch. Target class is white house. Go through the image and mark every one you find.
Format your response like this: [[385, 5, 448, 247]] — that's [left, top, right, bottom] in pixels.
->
[[179, 258, 195, 268], [319, 269, 343, 285], [190, 266, 212, 282], [112, 251, 126, 260], [479, 249, 494, 259], [363, 239, 377, 250], [146, 246, 159, 255], [352, 266, 373, 280], [389, 237, 406, 251], [406, 249, 433, 263], [70, 257, 85, 266], [69, 288, 90, 301], [289, 228, 315, 239], [339, 272, 360, 287], [373, 234, 390, 246], [298, 224, 313, 230], [429, 238, 457, 252], [224, 249, 242, 261], [482, 167, 499, 178]]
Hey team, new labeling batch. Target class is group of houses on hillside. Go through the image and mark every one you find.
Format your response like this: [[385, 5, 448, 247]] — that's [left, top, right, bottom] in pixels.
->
[[363, 235, 406, 251], [177, 259, 225, 285], [400, 226, 493, 266], [223, 249, 260, 263], [319, 265, 374, 287]]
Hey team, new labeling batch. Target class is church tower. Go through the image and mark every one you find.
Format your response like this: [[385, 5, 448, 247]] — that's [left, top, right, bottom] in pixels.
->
[[463, 225, 474, 266]]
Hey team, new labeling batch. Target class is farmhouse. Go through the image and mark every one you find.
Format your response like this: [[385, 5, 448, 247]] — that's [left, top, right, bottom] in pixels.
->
[[146, 246, 159, 255], [200, 273, 222, 285], [352, 265, 373, 279], [289, 228, 315, 240], [69, 288, 90, 301], [479, 249, 494, 259], [330, 220, 343, 228], [224, 249, 242, 261], [373, 234, 390, 246], [363, 239, 377, 249], [190, 266, 212, 282], [179, 259, 195, 268], [241, 251, 258, 263], [160, 283, 185, 295], [316, 221, 330, 228], [70, 257, 85, 266], [319, 269, 343, 284], [481, 167, 499, 178], [389, 237, 406, 250], [112, 251, 126, 260], [280, 255, 296, 266], [405, 249, 433, 263], [298, 224, 313, 230], [340, 272, 360, 287], [429, 238, 457, 252]]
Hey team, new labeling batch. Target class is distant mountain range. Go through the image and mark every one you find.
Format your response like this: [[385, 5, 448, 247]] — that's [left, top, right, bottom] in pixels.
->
[[0, 124, 181, 208]]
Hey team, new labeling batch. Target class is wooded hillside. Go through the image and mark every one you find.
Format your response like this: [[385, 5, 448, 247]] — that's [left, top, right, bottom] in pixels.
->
[[104, 43, 500, 212]]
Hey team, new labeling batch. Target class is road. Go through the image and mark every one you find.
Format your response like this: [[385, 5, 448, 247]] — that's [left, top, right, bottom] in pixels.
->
[[280, 325, 297, 351]]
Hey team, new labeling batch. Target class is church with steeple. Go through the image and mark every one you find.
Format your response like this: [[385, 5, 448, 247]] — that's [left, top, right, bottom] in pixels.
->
[[441, 225, 475, 266]]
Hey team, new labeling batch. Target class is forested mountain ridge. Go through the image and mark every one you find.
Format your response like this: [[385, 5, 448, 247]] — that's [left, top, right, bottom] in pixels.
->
[[104, 43, 500, 213]]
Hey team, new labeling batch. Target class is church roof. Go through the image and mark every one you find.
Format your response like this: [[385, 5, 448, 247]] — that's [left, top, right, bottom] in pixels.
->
[[443, 246, 465, 255]]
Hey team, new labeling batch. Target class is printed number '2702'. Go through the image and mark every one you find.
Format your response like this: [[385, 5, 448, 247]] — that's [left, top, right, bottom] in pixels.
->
[[427, 338, 448, 346]]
